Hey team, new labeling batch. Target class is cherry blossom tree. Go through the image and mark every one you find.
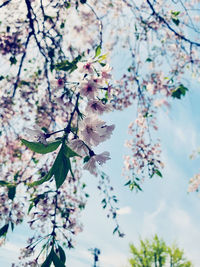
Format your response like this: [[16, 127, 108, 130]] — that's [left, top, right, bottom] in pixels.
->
[[0, 0, 200, 265]]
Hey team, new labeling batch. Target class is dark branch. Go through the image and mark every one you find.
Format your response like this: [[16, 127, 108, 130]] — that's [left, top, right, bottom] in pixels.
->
[[0, 0, 11, 8], [146, 0, 200, 47]]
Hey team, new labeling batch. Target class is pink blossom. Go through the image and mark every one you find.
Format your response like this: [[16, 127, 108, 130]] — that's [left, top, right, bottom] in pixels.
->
[[80, 80, 98, 99], [85, 100, 111, 115], [101, 64, 112, 80], [188, 173, 200, 192], [77, 61, 94, 74]]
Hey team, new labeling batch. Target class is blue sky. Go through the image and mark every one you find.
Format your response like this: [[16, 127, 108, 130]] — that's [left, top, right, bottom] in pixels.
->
[[1, 82, 200, 266]]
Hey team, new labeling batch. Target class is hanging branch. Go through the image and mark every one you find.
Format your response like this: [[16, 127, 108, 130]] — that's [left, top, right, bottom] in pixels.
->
[[146, 0, 200, 47]]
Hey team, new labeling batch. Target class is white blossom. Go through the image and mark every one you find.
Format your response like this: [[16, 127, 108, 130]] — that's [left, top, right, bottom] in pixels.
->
[[24, 125, 47, 144], [83, 151, 111, 176], [68, 139, 88, 156], [95, 151, 111, 165], [79, 116, 115, 147], [80, 80, 98, 99], [77, 61, 94, 74], [99, 124, 115, 142], [101, 64, 112, 80], [85, 100, 112, 115], [83, 157, 97, 176]]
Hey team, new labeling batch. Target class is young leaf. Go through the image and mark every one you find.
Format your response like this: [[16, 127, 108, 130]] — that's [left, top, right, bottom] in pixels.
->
[[95, 45, 101, 58], [98, 53, 108, 62], [171, 11, 180, 16], [21, 139, 61, 154], [155, 169, 163, 178], [0, 224, 9, 237], [28, 202, 34, 214]]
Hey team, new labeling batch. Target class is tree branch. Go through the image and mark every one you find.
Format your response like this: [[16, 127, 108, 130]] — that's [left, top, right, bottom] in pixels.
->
[[0, 0, 11, 8], [146, 0, 200, 47]]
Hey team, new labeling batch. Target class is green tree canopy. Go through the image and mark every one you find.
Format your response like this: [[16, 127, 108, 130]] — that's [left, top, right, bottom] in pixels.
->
[[129, 235, 192, 267]]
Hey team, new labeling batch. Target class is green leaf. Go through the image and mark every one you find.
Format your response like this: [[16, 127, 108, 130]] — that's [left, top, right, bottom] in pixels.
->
[[172, 18, 180, 26], [10, 56, 17, 65], [124, 180, 131, 186], [98, 53, 108, 62], [146, 58, 152, 62], [95, 45, 101, 58], [19, 80, 30, 86], [21, 139, 61, 154], [101, 198, 107, 209], [83, 156, 90, 163], [28, 171, 53, 187], [53, 146, 71, 189], [113, 225, 119, 235], [154, 169, 163, 178], [171, 84, 188, 99], [55, 55, 82, 73], [64, 2, 71, 8], [10, 222, 14, 231], [129, 181, 142, 191], [60, 22, 65, 29], [171, 11, 180, 16], [29, 143, 72, 189], [58, 246, 66, 264], [0, 181, 10, 187], [28, 202, 34, 214], [0, 224, 9, 237], [52, 250, 66, 267], [41, 249, 53, 267], [8, 186, 16, 200], [63, 144, 80, 158]]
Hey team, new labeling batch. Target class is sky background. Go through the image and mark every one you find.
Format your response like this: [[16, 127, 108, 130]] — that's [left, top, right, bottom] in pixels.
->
[[1, 5, 200, 264], [1, 79, 200, 266]]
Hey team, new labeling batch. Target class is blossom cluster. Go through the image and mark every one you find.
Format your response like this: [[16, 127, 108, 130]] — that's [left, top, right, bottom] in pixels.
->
[[0, 0, 200, 264]]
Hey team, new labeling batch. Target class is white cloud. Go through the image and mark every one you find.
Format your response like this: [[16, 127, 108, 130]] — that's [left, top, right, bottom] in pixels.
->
[[100, 251, 128, 267], [117, 206, 132, 215], [141, 200, 166, 237], [169, 207, 200, 266]]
